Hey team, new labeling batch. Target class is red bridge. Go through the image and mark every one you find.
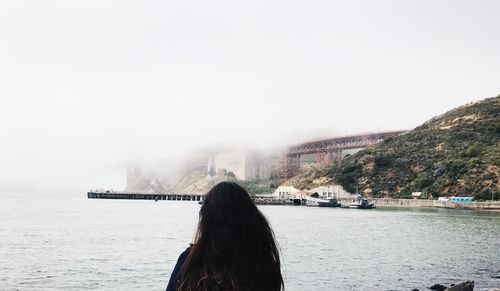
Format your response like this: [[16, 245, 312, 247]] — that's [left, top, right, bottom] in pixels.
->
[[278, 130, 406, 182]]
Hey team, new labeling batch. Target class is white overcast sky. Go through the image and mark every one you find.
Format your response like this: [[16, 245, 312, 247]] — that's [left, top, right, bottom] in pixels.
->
[[0, 0, 499, 194]]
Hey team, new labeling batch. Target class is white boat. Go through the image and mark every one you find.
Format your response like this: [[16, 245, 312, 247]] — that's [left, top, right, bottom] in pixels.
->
[[347, 195, 375, 209], [304, 196, 339, 207]]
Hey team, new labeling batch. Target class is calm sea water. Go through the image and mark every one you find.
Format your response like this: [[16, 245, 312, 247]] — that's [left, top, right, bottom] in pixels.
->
[[1, 194, 499, 291]]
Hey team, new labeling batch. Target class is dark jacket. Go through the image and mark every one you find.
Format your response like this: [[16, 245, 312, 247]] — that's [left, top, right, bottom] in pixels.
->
[[166, 247, 191, 291]]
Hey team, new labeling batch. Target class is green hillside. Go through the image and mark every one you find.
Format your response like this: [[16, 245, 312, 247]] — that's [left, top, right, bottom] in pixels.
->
[[290, 95, 500, 200]]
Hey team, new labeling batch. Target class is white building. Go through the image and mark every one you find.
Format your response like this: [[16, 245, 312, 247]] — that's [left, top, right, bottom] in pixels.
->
[[273, 186, 301, 198], [412, 192, 423, 199], [309, 185, 353, 199]]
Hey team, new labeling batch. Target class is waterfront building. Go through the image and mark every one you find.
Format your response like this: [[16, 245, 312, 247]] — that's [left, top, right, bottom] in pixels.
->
[[309, 185, 353, 199], [273, 186, 301, 199], [412, 192, 423, 199]]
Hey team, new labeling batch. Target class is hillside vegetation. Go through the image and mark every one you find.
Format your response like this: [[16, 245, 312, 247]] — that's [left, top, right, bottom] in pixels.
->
[[289, 95, 500, 200]]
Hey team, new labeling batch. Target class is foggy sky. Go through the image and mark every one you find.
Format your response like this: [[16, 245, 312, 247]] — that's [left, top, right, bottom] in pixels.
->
[[1, 0, 499, 194]]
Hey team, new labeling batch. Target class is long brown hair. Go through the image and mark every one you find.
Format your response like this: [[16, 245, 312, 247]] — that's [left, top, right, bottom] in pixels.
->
[[177, 182, 284, 291]]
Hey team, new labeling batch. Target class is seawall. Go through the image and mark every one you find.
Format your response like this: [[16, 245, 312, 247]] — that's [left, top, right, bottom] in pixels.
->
[[372, 198, 500, 210]]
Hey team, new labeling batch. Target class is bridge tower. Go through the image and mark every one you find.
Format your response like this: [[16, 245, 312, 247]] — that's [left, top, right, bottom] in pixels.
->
[[317, 149, 342, 166], [278, 154, 300, 183]]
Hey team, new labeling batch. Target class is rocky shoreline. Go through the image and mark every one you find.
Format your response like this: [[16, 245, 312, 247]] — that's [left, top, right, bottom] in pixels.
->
[[412, 280, 475, 291]]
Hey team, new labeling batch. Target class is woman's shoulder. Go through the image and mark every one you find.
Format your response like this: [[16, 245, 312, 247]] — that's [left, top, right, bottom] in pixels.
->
[[165, 244, 194, 291], [178, 244, 192, 260], [176, 243, 196, 268]]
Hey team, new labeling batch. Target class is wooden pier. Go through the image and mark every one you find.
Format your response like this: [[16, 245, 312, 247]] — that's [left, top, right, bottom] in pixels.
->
[[87, 191, 295, 205], [87, 191, 204, 201]]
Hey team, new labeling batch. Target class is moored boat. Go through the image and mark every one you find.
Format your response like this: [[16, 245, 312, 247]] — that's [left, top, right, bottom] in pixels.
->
[[346, 195, 376, 209], [304, 196, 339, 207]]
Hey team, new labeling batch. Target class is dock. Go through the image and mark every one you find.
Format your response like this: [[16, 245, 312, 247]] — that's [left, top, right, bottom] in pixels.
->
[[87, 191, 294, 205], [87, 191, 204, 201]]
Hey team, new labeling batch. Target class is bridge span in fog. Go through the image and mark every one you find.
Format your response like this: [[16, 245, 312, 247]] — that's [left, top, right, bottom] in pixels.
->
[[278, 130, 406, 182]]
